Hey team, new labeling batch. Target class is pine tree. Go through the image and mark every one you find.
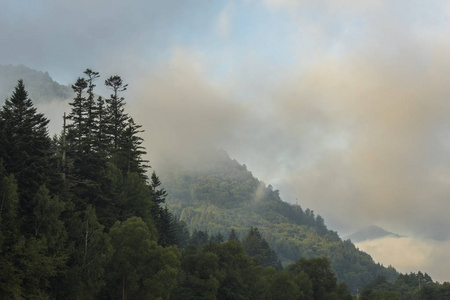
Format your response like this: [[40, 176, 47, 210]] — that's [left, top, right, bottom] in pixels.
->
[[0, 80, 52, 232], [83, 69, 100, 149], [65, 72, 111, 212], [66, 77, 88, 150], [157, 206, 178, 247], [104, 75, 128, 151], [242, 227, 282, 270], [150, 171, 167, 207], [95, 96, 108, 156], [115, 117, 149, 179]]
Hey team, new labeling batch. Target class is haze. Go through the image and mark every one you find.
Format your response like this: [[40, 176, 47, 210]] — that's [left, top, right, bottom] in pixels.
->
[[2, 0, 450, 282]]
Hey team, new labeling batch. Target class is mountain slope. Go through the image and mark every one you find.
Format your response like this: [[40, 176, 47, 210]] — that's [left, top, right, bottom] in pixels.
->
[[160, 149, 398, 293], [0, 64, 73, 103], [346, 225, 403, 243]]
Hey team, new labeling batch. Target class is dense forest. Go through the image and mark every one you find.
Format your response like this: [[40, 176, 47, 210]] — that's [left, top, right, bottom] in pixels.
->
[[160, 152, 399, 292], [0, 65, 449, 299]]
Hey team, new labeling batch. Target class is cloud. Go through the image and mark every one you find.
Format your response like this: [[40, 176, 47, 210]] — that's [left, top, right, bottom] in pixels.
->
[[268, 39, 450, 238], [127, 49, 247, 172], [0, 1, 222, 84], [357, 236, 450, 283], [38, 98, 71, 135]]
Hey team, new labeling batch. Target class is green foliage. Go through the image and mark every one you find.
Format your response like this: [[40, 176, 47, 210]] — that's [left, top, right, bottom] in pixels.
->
[[32, 185, 67, 252], [288, 257, 338, 300], [359, 272, 450, 300], [106, 216, 180, 300], [242, 227, 282, 270], [0, 172, 22, 298], [0, 80, 52, 216], [3, 68, 443, 300], [162, 149, 398, 293], [171, 242, 337, 300]]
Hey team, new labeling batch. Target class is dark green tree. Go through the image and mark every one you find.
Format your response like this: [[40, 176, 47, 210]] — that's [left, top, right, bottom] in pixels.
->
[[66, 77, 88, 149], [0, 80, 52, 233], [104, 75, 128, 151], [32, 185, 67, 254], [83, 69, 100, 148], [157, 206, 178, 247], [288, 257, 340, 300], [106, 216, 180, 300], [115, 117, 149, 179], [173, 218, 190, 248], [228, 228, 239, 242], [190, 230, 209, 246], [0, 172, 22, 298], [242, 227, 282, 270]]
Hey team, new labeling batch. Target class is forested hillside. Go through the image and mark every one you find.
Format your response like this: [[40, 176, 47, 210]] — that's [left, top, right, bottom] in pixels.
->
[[0, 70, 354, 299], [160, 151, 399, 293], [1, 67, 449, 299]]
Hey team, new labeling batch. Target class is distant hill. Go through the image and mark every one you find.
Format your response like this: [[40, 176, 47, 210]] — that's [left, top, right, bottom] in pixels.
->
[[0, 64, 73, 103], [346, 225, 403, 243], [160, 149, 398, 293]]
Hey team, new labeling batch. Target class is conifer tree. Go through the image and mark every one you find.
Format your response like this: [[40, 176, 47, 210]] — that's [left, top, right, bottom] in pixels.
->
[[65, 71, 111, 212], [95, 96, 108, 156], [150, 171, 167, 207], [116, 117, 149, 178], [83, 69, 100, 149], [104, 75, 128, 151], [157, 206, 178, 247], [67, 77, 88, 149], [242, 227, 282, 270], [0, 80, 52, 232]]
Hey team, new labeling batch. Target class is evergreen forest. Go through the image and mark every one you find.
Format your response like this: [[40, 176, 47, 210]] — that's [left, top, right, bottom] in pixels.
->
[[0, 66, 449, 299]]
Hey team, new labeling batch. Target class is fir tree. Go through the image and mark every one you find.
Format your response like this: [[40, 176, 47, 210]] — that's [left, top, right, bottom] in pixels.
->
[[66, 77, 88, 149], [104, 75, 128, 151], [83, 69, 100, 148], [0, 80, 52, 232]]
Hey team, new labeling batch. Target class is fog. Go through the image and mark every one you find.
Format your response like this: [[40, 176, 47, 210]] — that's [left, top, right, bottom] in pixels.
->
[[357, 236, 450, 283]]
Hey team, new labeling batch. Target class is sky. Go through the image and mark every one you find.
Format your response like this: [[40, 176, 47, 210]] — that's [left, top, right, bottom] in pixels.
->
[[2, 0, 450, 281]]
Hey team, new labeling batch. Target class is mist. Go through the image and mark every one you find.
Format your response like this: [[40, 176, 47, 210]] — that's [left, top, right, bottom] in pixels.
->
[[357, 236, 450, 283]]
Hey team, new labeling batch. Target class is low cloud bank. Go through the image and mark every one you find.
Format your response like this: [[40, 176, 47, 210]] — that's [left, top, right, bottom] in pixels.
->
[[357, 236, 450, 283]]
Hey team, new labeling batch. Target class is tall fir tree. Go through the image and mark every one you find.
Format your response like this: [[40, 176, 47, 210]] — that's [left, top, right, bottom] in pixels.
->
[[0, 80, 52, 233], [116, 117, 149, 179], [66, 77, 88, 150], [104, 75, 129, 151], [83, 69, 100, 150]]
